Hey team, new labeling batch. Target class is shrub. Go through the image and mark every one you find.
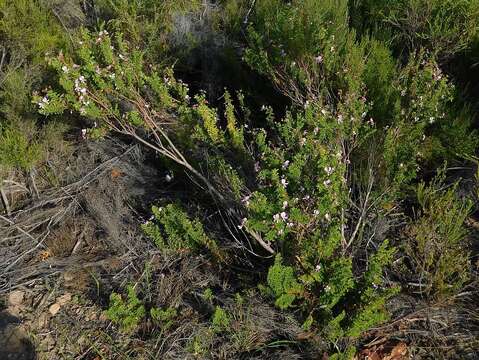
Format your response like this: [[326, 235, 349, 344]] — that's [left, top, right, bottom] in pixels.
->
[[150, 306, 177, 331], [211, 306, 230, 333], [403, 171, 472, 299], [142, 203, 224, 260], [350, 0, 479, 61], [106, 285, 146, 332]]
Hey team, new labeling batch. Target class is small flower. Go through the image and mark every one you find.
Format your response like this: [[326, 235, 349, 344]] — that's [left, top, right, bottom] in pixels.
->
[[324, 166, 334, 175], [281, 178, 288, 188], [287, 222, 294, 228], [81, 128, 87, 139], [62, 65, 69, 73], [315, 264, 321, 272], [337, 114, 343, 124], [315, 55, 323, 64], [165, 172, 174, 182], [313, 127, 319, 135], [299, 137, 306, 146], [282, 201, 288, 209], [238, 218, 247, 230], [401, 89, 406, 97], [324, 213, 331, 222], [273, 213, 281, 223], [282, 160, 290, 170], [254, 162, 260, 172], [429, 116, 435, 124], [280, 212, 288, 221], [313, 210, 320, 216], [324, 285, 331, 292], [323, 179, 332, 187], [242, 195, 251, 207], [278, 229, 284, 235]]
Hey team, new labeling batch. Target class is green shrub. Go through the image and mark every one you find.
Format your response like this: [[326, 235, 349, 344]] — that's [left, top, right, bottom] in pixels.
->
[[150, 306, 177, 331], [266, 254, 303, 310], [211, 306, 230, 333], [0, 0, 70, 66], [404, 171, 472, 299], [351, 0, 479, 61], [106, 285, 146, 332], [142, 204, 224, 260]]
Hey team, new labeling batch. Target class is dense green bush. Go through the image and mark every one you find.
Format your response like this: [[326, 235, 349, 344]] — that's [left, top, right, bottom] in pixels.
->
[[350, 0, 479, 61], [403, 172, 472, 299]]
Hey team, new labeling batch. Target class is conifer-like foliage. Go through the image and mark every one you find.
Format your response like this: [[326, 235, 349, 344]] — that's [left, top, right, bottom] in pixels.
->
[[1, 0, 475, 358]]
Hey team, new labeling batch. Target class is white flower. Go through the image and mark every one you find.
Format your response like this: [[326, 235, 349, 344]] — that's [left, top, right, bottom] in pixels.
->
[[315, 264, 321, 272], [81, 128, 87, 139], [337, 114, 343, 124], [282, 160, 290, 169], [238, 218, 247, 230], [324, 285, 331, 292], [62, 65, 69, 73], [303, 195, 310, 200], [324, 166, 334, 175], [324, 213, 331, 222], [273, 213, 281, 223], [282, 201, 288, 209], [287, 222, 294, 228], [313, 127, 319, 135], [280, 212, 288, 221], [323, 179, 332, 187], [278, 229, 284, 235], [315, 55, 323, 64], [429, 117, 435, 124], [313, 210, 320, 216], [299, 137, 306, 146], [321, 109, 327, 115], [401, 89, 406, 97], [242, 195, 251, 207], [254, 162, 260, 172], [281, 178, 288, 188]]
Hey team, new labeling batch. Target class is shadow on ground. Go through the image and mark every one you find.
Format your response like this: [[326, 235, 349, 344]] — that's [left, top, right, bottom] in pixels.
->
[[0, 311, 36, 360]]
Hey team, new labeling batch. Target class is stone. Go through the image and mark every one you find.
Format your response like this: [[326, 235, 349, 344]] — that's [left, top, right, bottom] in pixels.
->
[[48, 303, 61, 316], [57, 293, 72, 306], [8, 290, 25, 307]]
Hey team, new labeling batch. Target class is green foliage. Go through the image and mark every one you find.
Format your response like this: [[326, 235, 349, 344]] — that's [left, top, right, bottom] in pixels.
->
[[211, 306, 230, 332], [142, 204, 224, 260], [267, 255, 303, 309], [106, 285, 146, 332], [0, 0, 70, 66], [354, 0, 479, 61], [404, 171, 472, 298], [150, 306, 177, 331], [0, 122, 41, 173]]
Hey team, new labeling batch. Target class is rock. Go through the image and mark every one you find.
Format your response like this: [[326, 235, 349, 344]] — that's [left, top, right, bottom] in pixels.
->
[[49, 303, 61, 316], [57, 293, 72, 306], [63, 271, 74, 282], [8, 290, 25, 307]]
